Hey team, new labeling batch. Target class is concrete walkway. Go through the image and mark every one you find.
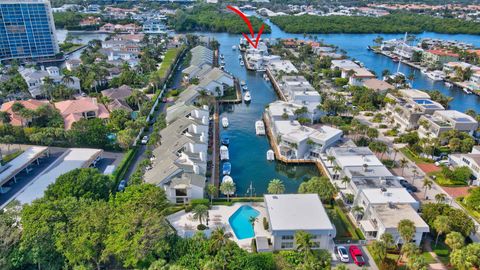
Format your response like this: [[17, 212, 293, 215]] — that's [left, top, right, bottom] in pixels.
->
[[423, 237, 448, 270]]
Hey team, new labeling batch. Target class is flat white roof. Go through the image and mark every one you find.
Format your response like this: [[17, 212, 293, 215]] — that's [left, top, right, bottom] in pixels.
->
[[8, 148, 102, 207], [362, 188, 418, 206], [0, 146, 48, 186], [335, 155, 383, 168], [264, 194, 335, 232], [372, 204, 429, 230]]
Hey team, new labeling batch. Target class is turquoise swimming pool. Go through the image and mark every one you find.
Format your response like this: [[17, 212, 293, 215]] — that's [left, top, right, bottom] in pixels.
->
[[228, 205, 260, 240]]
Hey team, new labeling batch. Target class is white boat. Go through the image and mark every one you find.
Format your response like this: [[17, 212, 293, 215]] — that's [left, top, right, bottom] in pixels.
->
[[255, 120, 265, 135], [220, 65, 225, 70], [463, 88, 473, 94], [421, 68, 428, 74], [222, 117, 229, 128], [266, 149, 275, 161], [238, 55, 242, 60], [232, 45, 237, 50], [220, 145, 229, 160], [445, 82, 453, 88], [425, 70, 445, 81], [263, 73, 269, 81], [240, 60, 244, 66], [220, 54, 224, 59], [242, 85, 248, 91], [240, 80, 246, 86], [244, 91, 251, 102]]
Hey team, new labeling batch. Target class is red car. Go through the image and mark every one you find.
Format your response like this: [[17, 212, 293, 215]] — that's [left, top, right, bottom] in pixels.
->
[[349, 245, 365, 266]]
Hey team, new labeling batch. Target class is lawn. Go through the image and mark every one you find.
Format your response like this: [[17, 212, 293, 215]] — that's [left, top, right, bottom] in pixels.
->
[[421, 251, 436, 264], [325, 202, 364, 240], [428, 171, 468, 187], [432, 241, 450, 265], [218, 87, 238, 101], [400, 147, 433, 164], [456, 197, 480, 223], [156, 47, 184, 81]]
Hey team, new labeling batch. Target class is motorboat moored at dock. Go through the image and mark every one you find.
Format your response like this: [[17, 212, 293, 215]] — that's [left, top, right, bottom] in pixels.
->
[[266, 149, 275, 161], [220, 145, 229, 161], [255, 120, 265, 135], [244, 91, 251, 102], [222, 162, 232, 175], [222, 117, 229, 128]]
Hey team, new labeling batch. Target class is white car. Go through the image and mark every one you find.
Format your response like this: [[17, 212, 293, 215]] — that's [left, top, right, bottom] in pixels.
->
[[141, 136, 149, 144], [337, 246, 349, 263], [435, 160, 450, 167]]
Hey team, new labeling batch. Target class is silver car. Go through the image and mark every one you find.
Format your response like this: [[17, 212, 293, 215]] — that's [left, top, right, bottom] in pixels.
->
[[337, 246, 349, 263]]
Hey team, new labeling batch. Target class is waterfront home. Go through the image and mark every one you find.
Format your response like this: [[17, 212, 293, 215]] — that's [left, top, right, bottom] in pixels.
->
[[144, 116, 209, 204], [362, 78, 394, 93], [189, 45, 214, 67], [385, 89, 444, 131], [313, 46, 335, 55], [449, 152, 480, 184], [54, 97, 110, 130], [175, 85, 201, 106], [197, 68, 234, 97], [326, 147, 384, 169], [99, 23, 141, 33], [266, 59, 299, 77], [246, 54, 281, 71], [0, 99, 50, 127], [266, 100, 304, 121], [278, 76, 322, 121], [142, 19, 167, 34], [79, 16, 101, 26], [393, 43, 423, 61], [418, 110, 478, 138], [419, 38, 473, 50], [264, 194, 336, 250], [471, 71, 480, 85], [443, 62, 480, 78], [183, 63, 213, 80], [380, 39, 403, 51], [345, 68, 376, 86], [166, 103, 209, 125], [422, 49, 460, 69], [359, 203, 429, 246], [331, 59, 359, 71], [19, 67, 81, 98], [269, 118, 342, 159], [353, 187, 419, 212]]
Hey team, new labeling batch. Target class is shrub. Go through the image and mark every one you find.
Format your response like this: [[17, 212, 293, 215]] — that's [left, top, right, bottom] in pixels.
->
[[197, 224, 207, 230], [263, 217, 269, 230], [379, 124, 388, 129], [364, 112, 374, 116], [190, 198, 209, 208]]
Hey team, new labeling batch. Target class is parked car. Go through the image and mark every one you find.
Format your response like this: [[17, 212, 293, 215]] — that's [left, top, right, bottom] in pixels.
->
[[141, 136, 149, 144], [337, 246, 349, 263], [399, 179, 418, 193], [118, 180, 126, 191], [349, 245, 365, 266], [435, 160, 450, 167]]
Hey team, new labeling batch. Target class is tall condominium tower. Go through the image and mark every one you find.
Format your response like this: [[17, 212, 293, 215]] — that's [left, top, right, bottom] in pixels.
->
[[0, 0, 59, 62]]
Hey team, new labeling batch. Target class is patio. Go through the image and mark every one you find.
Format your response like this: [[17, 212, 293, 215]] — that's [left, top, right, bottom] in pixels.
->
[[167, 202, 271, 251]]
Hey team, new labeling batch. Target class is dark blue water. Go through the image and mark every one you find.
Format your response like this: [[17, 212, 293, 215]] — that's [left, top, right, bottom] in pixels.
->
[[196, 19, 480, 195]]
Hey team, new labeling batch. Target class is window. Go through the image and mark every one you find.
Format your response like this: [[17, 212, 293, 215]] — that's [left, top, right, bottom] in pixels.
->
[[281, 235, 294, 240], [281, 242, 293, 249]]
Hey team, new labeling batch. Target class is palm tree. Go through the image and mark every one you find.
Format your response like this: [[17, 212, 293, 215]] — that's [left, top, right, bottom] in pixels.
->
[[267, 179, 285, 194], [61, 74, 75, 87], [398, 219, 415, 244], [352, 206, 364, 220], [207, 184, 217, 204], [220, 181, 236, 202], [0, 111, 11, 124], [445, 231, 464, 251], [295, 230, 313, 260], [192, 204, 209, 225], [380, 233, 395, 249], [341, 176, 350, 189], [249, 216, 258, 228], [435, 193, 447, 203], [209, 227, 230, 252], [130, 90, 148, 111], [422, 178, 433, 199], [332, 165, 341, 180], [433, 215, 451, 246], [400, 158, 408, 176], [42, 76, 55, 100], [326, 155, 336, 165], [412, 168, 419, 185]]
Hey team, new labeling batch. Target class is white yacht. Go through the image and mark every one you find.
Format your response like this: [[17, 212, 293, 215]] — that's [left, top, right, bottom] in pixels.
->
[[263, 73, 270, 81], [425, 70, 445, 81], [463, 88, 473, 94], [244, 91, 251, 102], [240, 60, 244, 66], [220, 145, 229, 161], [255, 120, 265, 135], [222, 117, 229, 128], [232, 45, 237, 50], [266, 149, 275, 161], [220, 54, 224, 59]]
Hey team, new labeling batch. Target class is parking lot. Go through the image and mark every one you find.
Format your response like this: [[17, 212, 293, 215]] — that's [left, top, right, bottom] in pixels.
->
[[0, 145, 124, 207]]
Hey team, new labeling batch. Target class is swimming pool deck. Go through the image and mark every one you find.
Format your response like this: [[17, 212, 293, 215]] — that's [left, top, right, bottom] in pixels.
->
[[167, 202, 271, 251]]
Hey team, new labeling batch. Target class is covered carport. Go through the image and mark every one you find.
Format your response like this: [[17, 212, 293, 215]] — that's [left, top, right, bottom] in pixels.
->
[[0, 146, 49, 193]]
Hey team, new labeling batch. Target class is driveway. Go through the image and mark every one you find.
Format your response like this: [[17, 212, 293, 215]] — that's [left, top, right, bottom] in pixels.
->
[[332, 244, 379, 270]]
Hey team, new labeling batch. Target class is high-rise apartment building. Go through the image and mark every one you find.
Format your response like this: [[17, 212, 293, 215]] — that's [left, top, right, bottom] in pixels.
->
[[0, 0, 59, 62]]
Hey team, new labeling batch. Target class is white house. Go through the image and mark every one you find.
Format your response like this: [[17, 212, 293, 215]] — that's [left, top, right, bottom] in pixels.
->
[[264, 194, 336, 250], [19, 67, 81, 98], [418, 110, 478, 138], [359, 204, 429, 246], [197, 68, 234, 97]]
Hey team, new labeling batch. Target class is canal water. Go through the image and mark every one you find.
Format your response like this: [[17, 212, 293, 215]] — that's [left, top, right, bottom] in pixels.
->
[[198, 20, 480, 195], [58, 19, 480, 195]]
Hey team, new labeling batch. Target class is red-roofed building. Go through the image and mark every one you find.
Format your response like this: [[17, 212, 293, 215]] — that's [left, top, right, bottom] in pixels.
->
[[422, 49, 459, 69], [54, 97, 110, 130], [0, 99, 50, 127]]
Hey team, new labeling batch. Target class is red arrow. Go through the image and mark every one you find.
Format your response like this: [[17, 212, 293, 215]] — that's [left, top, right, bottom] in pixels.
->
[[226, 5, 264, 49]]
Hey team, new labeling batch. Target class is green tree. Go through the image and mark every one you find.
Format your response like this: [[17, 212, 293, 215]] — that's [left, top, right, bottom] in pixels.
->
[[192, 204, 209, 225], [445, 231, 465, 251], [433, 215, 451, 246], [67, 118, 109, 148], [220, 181, 236, 202], [370, 240, 387, 263], [295, 231, 313, 260], [45, 168, 115, 201], [298, 176, 336, 203], [422, 177, 433, 199], [207, 184, 217, 204], [267, 179, 285, 194], [398, 219, 416, 244]]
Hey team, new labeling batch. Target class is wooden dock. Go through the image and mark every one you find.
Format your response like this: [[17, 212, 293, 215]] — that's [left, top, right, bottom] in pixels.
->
[[212, 102, 220, 190], [266, 69, 287, 101]]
